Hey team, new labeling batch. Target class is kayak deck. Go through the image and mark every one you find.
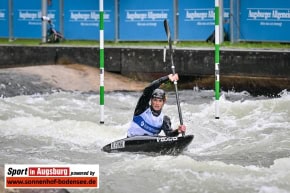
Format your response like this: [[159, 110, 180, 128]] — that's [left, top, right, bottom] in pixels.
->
[[102, 135, 194, 155]]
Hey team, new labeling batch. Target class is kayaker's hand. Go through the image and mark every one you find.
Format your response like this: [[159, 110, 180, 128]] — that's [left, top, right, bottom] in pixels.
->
[[168, 73, 179, 82], [178, 125, 186, 133]]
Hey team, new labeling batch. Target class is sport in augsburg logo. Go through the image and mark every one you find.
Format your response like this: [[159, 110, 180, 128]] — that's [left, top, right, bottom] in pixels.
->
[[4, 164, 99, 189]]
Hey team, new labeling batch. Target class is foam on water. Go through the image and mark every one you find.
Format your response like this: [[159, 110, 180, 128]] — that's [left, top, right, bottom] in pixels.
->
[[1, 90, 290, 193], [100, 154, 290, 193]]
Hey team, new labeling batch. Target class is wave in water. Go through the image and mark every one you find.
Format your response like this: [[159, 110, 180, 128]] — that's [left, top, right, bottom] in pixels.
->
[[0, 90, 290, 193]]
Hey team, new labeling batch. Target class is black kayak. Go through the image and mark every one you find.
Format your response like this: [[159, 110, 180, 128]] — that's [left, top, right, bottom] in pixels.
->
[[102, 135, 194, 155]]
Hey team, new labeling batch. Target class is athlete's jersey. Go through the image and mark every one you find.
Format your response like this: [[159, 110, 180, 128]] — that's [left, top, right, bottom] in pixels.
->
[[128, 108, 164, 136]]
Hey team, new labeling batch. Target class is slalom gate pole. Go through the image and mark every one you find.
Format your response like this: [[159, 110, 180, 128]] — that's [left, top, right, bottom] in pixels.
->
[[214, 0, 220, 119], [99, 0, 105, 124]]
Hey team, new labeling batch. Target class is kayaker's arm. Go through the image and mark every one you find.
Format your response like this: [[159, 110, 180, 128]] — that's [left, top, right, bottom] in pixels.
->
[[133, 75, 169, 116]]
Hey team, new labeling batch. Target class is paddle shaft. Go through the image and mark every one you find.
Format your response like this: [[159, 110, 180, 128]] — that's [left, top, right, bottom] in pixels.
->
[[164, 19, 184, 135]]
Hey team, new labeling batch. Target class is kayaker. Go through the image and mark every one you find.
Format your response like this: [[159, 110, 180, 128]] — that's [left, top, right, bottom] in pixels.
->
[[127, 74, 186, 137]]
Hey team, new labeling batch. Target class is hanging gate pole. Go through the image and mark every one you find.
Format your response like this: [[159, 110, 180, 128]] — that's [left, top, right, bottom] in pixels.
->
[[215, 0, 220, 119], [99, 0, 105, 124]]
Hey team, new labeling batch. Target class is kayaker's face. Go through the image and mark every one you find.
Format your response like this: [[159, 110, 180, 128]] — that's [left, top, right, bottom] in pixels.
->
[[151, 98, 165, 111]]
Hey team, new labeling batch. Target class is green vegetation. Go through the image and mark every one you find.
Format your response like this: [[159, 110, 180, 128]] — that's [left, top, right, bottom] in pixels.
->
[[0, 38, 289, 49]]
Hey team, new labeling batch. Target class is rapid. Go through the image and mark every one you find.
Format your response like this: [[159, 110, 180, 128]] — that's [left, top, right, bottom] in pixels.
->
[[1, 90, 290, 193]]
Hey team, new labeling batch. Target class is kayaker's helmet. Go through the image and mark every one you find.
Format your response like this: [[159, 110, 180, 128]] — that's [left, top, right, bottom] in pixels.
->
[[151, 89, 166, 100]]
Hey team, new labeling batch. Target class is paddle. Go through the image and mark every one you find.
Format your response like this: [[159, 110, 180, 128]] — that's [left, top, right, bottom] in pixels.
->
[[163, 19, 184, 136]]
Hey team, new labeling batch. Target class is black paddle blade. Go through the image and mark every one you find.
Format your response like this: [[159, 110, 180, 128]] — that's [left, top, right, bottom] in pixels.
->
[[163, 19, 171, 43]]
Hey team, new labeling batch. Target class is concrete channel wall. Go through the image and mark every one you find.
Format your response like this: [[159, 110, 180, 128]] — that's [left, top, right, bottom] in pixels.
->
[[0, 45, 289, 95]]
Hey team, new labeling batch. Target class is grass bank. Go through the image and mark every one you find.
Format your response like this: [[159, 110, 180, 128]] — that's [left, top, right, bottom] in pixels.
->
[[1, 38, 290, 50]]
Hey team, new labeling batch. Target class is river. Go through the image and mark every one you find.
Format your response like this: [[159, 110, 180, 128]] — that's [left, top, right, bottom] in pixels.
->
[[1, 90, 290, 193]]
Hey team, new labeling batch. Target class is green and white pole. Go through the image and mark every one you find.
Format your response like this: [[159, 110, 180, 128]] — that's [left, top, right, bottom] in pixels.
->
[[215, 0, 220, 119], [99, 0, 105, 124]]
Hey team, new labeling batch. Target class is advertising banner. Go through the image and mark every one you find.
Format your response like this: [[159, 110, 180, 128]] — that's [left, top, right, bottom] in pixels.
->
[[13, 0, 59, 39], [119, 0, 174, 41], [240, 0, 290, 42], [63, 0, 115, 40], [0, 0, 8, 37], [178, 0, 230, 41], [3, 0, 290, 42]]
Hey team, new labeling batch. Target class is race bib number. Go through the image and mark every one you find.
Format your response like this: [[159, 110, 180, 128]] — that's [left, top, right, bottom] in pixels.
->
[[111, 140, 125, 149]]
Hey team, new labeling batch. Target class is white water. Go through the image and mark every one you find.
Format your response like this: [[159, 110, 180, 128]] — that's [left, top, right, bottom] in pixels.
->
[[1, 90, 290, 193]]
